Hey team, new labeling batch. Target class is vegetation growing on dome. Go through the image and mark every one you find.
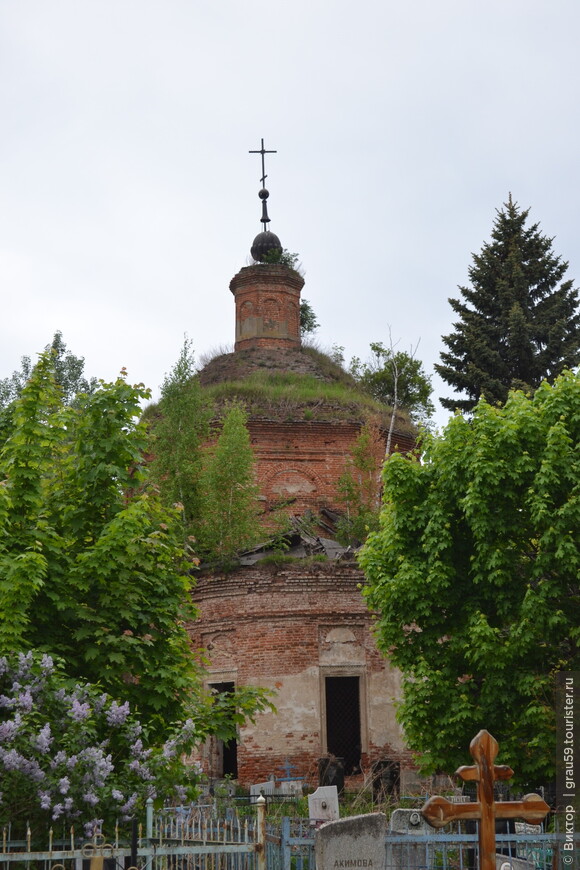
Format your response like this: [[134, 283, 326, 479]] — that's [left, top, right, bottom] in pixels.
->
[[203, 369, 413, 430], [260, 247, 301, 269]]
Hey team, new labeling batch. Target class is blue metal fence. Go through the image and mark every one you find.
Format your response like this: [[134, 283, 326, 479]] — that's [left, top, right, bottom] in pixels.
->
[[1, 809, 579, 870]]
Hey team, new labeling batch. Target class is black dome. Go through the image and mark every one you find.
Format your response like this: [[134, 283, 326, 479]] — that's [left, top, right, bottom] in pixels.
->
[[251, 231, 282, 263]]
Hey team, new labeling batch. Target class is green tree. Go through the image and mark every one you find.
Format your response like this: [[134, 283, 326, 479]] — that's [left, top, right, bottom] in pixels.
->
[[337, 419, 384, 546], [0, 332, 97, 441], [0, 331, 97, 409], [436, 197, 580, 412], [147, 339, 212, 536], [300, 299, 319, 336], [197, 405, 262, 567], [0, 352, 200, 735], [350, 342, 435, 426], [360, 371, 580, 786]]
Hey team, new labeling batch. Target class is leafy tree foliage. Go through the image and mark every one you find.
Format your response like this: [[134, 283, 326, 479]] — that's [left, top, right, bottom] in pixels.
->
[[437, 197, 580, 412], [360, 371, 580, 786], [147, 339, 212, 536], [350, 342, 435, 425], [300, 299, 319, 336], [0, 331, 96, 412], [0, 352, 200, 735], [337, 419, 384, 546], [197, 405, 263, 567]]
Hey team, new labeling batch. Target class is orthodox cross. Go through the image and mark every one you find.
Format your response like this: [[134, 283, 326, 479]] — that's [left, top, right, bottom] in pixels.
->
[[278, 758, 298, 781], [422, 730, 549, 870], [249, 138, 277, 188]]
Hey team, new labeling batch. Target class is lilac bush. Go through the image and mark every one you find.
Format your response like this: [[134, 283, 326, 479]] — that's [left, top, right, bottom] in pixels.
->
[[0, 651, 204, 833]]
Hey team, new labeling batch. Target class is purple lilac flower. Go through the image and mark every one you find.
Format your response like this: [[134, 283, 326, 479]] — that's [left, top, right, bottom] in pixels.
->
[[39, 791, 52, 810], [0, 749, 46, 782], [105, 700, 130, 727], [94, 694, 108, 714], [70, 699, 90, 721], [79, 747, 113, 787], [64, 798, 73, 811], [83, 792, 99, 807], [16, 651, 33, 678], [128, 759, 153, 780], [112, 789, 124, 801], [35, 723, 53, 754], [51, 750, 67, 768], [120, 793, 138, 817], [58, 776, 70, 794], [162, 739, 176, 760], [0, 695, 15, 709], [16, 690, 34, 712], [66, 754, 78, 770], [0, 747, 26, 771], [174, 785, 187, 803], [0, 657, 8, 675], [0, 714, 21, 743], [84, 819, 103, 839], [40, 654, 54, 673], [52, 803, 64, 820]]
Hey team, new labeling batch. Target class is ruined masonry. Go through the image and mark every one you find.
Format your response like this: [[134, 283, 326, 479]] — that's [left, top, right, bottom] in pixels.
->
[[188, 149, 415, 786]]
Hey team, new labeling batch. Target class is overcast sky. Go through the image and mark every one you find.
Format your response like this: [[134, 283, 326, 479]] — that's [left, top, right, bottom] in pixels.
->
[[2, 0, 579, 428]]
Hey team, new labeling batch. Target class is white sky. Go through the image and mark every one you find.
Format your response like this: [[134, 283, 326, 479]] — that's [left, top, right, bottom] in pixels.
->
[[1, 0, 579, 429]]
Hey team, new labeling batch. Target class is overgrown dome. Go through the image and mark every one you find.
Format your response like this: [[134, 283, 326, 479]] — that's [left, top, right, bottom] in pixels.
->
[[250, 230, 282, 262]]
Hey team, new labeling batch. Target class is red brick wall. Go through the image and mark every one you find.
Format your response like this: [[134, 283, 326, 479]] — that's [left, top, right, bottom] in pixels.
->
[[230, 264, 304, 352], [248, 420, 415, 515], [189, 563, 411, 785]]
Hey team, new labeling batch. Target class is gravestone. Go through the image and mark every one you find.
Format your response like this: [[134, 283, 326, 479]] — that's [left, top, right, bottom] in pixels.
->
[[308, 785, 339, 824], [315, 813, 386, 870], [249, 778, 302, 802], [389, 808, 430, 834], [388, 808, 439, 870], [495, 858, 535, 870], [250, 780, 276, 801], [319, 756, 345, 793], [371, 759, 400, 801]]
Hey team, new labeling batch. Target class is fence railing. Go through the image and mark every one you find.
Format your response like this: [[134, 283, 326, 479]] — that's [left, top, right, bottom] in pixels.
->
[[1, 805, 579, 870]]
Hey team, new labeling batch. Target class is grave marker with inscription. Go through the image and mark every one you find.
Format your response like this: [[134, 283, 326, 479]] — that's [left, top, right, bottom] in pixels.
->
[[315, 813, 386, 870]]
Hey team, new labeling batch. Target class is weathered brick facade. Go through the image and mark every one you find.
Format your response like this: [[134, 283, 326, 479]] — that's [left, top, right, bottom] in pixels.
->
[[189, 562, 412, 785], [249, 420, 414, 516], [190, 254, 415, 787], [230, 264, 304, 352]]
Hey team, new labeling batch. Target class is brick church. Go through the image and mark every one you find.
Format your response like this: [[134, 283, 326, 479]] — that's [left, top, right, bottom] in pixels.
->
[[187, 146, 415, 789]]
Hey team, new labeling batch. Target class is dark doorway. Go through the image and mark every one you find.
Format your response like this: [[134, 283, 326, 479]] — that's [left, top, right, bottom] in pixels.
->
[[210, 682, 238, 778], [325, 676, 361, 775]]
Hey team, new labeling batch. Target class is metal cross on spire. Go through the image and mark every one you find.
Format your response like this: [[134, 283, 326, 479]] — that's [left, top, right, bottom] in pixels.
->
[[249, 138, 277, 188], [249, 138, 278, 228]]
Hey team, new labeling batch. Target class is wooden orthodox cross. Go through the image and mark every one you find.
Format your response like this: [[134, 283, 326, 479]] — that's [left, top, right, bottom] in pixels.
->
[[422, 730, 550, 870]]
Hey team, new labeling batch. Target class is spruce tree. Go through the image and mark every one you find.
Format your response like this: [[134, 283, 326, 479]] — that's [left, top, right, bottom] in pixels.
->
[[436, 197, 580, 412]]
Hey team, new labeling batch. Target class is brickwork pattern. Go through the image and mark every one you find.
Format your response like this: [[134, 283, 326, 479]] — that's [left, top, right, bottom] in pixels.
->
[[189, 563, 411, 784], [230, 264, 304, 352], [249, 420, 415, 515]]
